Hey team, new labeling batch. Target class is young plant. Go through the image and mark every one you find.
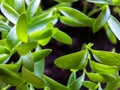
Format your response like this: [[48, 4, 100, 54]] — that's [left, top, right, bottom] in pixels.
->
[[0, 0, 120, 90]]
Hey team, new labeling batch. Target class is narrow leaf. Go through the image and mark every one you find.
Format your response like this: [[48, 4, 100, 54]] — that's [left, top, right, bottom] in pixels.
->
[[82, 81, 98, 89], [90, 60, 118, 75], [87, 0, 113, 4], [22, 67, 45, 88], [54, 50, 88, 70], [108, 15, 120, 40], [59, 7, 94, 27], [6, 27, 20, 50], [43, 75, 70, 90], [27, 0, 41, 19], [0, 66, 25, 86], [32, 49, 52, 62], [29, 29, 52, 41], [60, 16, 81, 27], [93, 6, 110, 33], [21, 52, 34, 71], [87, 73, 116, 83], [1, 2, 19, 24], [28, 16, 58, 33], [90, 49, 120, 66], [15, 42, 37, 55], [69, 72, 85, 90], [53, 30, 72, 45], [16, 13, 28, 42], [55, 0, 78, 3]]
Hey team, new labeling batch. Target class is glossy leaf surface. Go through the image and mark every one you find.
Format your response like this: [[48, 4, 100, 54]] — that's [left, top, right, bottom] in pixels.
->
[[22, 67, 45, 88], [43, 75, 70, 90], [93, 6, 110, 33], [90, 49, 120, 66], [108, 15, 120, 40], [15, 42, 37, 55], [90, 60, 118, 74], [16, 13, 28, 42], [53, 30, 72, 45], [54, 50, 88, 69]]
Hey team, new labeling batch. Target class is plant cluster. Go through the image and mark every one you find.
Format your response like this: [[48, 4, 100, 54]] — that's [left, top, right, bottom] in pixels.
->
[[0, 0, 120, 90]]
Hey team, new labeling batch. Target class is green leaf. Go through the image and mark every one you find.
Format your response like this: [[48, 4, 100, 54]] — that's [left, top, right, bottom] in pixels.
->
[[0, 46, 10, 54], [32, 49, 52, 62], [29, 29, 52, 41], [16, 13, 28, 42], [60, 16, 82, 27], [0, 64, 20, 72], [87, 0, 113, 4], [82, 81, 98, 89], [6, 27, 20, 50], [54, 50, 88, 69], [22, 67, 45, 88], [38, 37, 51, 46], [108, 15, 120, 40], [55, 0, 78, 3], [90, 60, 118, 75], [28, 16, 58, 33], [26, 0, 41, 20], [105, 77, 120, 90], [93, 6, 110, 33], [67, 71, 76, 86], [0, 54, 10, 64], [34, 59, 45, 78], [69, 72, 85, 90], [113, 0, 120, 5], [28, 11, 53, 26], [90, 49, 120, 66], [87, 73, 116, 83], [14, 0, 25, 14], [43, 75, 71, 90], [104, 23, 117, 44], [15, 42, 37, 55], [0, 66, 25, 86], [59, 7, 94, 27], [0, 21, 11, 32], [53, 30, 72, 45], [1, 2, 19, 24], [21, 52, 34, 72]]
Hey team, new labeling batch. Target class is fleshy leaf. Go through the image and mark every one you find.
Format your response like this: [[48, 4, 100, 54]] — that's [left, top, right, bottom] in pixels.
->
[[90, 60, 118, 74], [22, 67, 45, 88], [26, 0, 41, 20], [59, 7, 94, 27], [21, 52, 34, 71], [43, 75, 71, 90], [29, 29, 52, 41], [53, 30, 72, 45], [32, 49, 52, 62], [0, 66, 25, 86], [1, 2, 19, 24], [54, 50, 88, 69], [15, 42, 37, 55], [82, 81, 98, 89], [6, 27, 20, 50], [87, 73, 116, 83], [93, 6, 110, 33], [108, 15, 120, 40], [16, 13, 28, 42], [87, 0, 113, 4], [69, 71, 85, 90], [90, 49, 120, 66]]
